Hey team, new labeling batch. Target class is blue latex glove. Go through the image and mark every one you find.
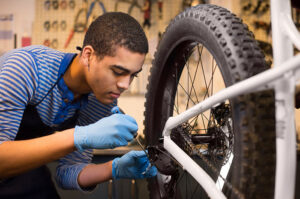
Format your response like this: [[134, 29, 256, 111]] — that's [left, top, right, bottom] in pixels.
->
[[74, 114, 138, 151], [112, 150, 157, 179]]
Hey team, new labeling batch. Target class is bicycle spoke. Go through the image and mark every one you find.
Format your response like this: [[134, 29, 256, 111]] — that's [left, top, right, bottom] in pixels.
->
[[209, 56, 214, 97], [185, 60, 192, 110], [185, 50, 201, 109], [190, 46, 202, 102], [199, 52, 209, 98], [202, 62, 218, 100], [186, 58, 190, 110], [177, 81, 197, 105]]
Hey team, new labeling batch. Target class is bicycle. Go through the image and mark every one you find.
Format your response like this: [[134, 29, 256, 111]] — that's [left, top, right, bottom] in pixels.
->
[[143, 0, 299, 198]]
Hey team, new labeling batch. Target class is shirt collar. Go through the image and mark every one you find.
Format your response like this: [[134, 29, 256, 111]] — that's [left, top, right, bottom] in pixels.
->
[[57, 53, 88, 107]]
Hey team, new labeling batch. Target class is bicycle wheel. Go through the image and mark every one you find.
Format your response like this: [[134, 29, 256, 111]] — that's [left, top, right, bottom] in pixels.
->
[[144, 4, 276, 199]]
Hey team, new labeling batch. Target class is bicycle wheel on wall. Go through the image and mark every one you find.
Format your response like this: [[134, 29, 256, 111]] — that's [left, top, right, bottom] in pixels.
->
[[144, 4, 276, 199]]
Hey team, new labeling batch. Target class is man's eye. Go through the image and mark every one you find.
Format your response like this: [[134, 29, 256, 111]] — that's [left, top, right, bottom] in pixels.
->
[[113, 70, 123, 76]]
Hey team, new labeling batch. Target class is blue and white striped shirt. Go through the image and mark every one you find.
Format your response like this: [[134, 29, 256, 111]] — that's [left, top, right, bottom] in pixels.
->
[[0, 45, 116, 190]]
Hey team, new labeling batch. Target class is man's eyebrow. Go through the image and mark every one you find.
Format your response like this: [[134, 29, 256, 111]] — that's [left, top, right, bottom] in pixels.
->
[[111, 65, 142, 74], [111, 65, 130, 73]]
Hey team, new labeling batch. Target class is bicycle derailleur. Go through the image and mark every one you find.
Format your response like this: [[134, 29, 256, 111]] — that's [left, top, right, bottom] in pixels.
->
[[147, 142, 179, 198]]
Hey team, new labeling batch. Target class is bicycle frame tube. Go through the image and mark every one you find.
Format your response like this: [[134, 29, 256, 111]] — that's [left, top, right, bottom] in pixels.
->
[[271, 0, 300, 198]]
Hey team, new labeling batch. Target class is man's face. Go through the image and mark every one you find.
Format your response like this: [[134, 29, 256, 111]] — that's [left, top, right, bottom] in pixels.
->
[[86, 46, 145, 104]]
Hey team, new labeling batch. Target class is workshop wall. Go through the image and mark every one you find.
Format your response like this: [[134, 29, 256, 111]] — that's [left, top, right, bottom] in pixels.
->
[[0, 0, 35, 52]]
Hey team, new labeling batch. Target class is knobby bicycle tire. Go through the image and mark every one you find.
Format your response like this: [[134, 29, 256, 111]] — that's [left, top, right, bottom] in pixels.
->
[[144, 4, 276, 199]]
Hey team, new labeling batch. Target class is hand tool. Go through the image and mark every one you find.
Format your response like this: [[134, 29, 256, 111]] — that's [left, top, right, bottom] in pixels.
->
[[114, 0, 142, 15], [87, 0, 106, 26]]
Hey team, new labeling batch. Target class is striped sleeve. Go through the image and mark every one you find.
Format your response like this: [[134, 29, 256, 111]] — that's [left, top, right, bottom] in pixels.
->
[[0, 50, 38, 143], [56, 149, 94, 191]]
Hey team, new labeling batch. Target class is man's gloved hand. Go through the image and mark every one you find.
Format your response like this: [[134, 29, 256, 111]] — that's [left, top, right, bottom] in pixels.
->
[[74, 114, 138, 151], [112, 150, 157, 179]]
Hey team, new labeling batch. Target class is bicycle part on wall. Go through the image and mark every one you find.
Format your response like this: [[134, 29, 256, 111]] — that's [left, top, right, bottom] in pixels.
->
[[60, 0, 68, 9], [114, 0, 142, 15], [242, 0, 269, 17], [257, 40, 273, 66], [60, 20, 67, 31], [182, 0, 208, 10], [43, 21, 50, 31], [69, 0, 76, 9], [44, 0, 51, 10], [157, 0, 163, 19], [144, 4, 276, 199], [142, 0, 151, 29], [253, 20, 271, 35]]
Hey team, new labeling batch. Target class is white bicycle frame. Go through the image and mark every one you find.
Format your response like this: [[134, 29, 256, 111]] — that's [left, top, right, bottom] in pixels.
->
[[161, 0, 299, 198]]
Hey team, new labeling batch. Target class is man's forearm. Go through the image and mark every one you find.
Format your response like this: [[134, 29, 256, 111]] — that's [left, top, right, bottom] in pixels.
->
[[0, 128, 76, 178], [77, 161, 113, 188]]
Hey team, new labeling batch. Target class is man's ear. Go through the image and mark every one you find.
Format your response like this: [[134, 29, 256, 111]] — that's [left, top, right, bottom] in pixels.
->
[[81, 45, 94, 67]]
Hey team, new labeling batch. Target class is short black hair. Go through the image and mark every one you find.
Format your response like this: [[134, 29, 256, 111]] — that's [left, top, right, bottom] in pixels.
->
[[83, 12, 148, 59]]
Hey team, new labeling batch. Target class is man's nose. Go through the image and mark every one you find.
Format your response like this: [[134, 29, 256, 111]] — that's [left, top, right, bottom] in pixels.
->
[[117, 76, 131, 91]]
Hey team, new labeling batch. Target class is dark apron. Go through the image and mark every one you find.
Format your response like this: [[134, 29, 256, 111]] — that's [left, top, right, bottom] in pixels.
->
[[0, 54, 78, 199], [0, 105, 79, 199]]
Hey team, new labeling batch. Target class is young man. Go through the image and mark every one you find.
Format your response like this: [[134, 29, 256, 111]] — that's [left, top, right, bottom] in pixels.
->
[[0, 12, 156, 198]]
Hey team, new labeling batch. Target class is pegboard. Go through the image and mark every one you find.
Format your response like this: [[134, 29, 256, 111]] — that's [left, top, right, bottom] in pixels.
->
[[32, 0, 183, 53]]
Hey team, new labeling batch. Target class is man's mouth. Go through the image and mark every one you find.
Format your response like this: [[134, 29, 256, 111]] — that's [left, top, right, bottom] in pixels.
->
[[110, 92, 121, 99]]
